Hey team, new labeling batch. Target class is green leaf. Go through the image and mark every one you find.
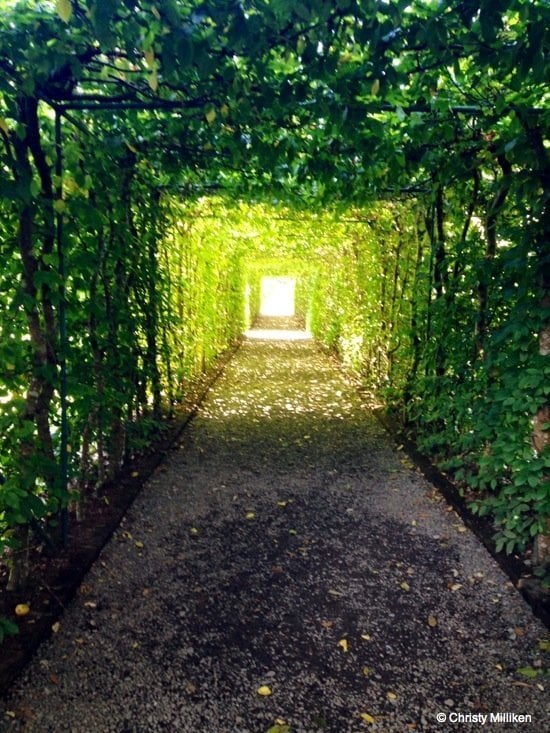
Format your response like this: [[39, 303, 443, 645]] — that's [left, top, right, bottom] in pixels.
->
[[205, 105, 217, 124], [56, 0, 73, 24], [0, 617, 19, 645], [293, 4, 311, 21]]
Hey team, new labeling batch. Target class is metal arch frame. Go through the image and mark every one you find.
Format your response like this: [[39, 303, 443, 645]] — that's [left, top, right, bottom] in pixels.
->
[[50, 95, 191, 547], [48, 92, 541, 547]]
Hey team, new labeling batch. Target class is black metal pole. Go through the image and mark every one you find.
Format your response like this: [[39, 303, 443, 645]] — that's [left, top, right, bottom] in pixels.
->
[[55, 108, 69, 548]]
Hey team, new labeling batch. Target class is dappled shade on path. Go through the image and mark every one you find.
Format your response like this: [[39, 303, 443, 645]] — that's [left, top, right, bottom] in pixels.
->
[[2, 329, 548, 732]]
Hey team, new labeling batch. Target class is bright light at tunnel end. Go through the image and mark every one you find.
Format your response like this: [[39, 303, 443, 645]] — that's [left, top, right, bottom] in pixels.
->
[[245, 328, 312, 341], [246, 276, 312, 340]]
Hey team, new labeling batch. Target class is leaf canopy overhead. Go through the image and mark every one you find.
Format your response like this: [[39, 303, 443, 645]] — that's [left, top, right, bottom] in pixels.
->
[[1, 0, 546, 205]]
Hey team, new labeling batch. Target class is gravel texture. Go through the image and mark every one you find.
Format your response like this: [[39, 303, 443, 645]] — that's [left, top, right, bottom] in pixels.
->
[[2, 324, 548, 732]]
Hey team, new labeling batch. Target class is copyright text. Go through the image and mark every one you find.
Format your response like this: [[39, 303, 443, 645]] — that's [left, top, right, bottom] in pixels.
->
[[436, 712, 533, 725]]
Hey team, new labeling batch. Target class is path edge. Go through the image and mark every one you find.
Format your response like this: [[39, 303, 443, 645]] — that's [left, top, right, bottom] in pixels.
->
[[0, 339, 243, 697]]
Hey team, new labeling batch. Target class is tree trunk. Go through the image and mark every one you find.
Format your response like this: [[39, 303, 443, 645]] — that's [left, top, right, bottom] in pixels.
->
[[7, 525, 30, 591], [6, 97, 59, 588], [517, 113, 550, 570], [474, 154, 512, 360], [145, 193, 162, 419], [432, 186, 447, 378], [404, 211, 426, 406], [532, 274, 550, 571]]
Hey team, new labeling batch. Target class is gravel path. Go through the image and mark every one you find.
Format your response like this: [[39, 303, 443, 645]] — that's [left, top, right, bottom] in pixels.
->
[[2, 327, 548, 732]]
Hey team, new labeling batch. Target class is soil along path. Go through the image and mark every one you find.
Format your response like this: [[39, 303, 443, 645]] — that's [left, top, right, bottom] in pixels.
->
[[2, 322, 548, 732]]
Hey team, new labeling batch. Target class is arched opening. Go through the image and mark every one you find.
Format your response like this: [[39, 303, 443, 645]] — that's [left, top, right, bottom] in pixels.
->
[[259, 276, 296, 317]]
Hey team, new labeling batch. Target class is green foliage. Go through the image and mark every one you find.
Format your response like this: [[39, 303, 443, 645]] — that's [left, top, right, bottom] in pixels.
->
[[0, 0, 549, 577], [0, 616, 19, 645], [517, 666, 548, 680]]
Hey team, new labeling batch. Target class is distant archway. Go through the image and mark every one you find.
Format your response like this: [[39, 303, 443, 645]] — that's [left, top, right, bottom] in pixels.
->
[[260, 276, 296, 317]]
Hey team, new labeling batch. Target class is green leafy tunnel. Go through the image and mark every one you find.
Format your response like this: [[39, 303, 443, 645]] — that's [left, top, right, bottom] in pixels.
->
[[0, 0, 548, 592]]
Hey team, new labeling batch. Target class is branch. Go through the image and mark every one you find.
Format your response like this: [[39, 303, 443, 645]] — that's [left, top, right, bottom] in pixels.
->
[[0, 125, 16, 171]]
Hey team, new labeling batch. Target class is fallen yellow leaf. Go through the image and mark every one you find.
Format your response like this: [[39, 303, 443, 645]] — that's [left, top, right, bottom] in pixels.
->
[[15, 603, 30, 617], [400, 581, 410, 591], [337, 638, 349, 652], [257, 685, 272, 696], [51, 622, 61, 633], [362, 666, 370, 676], [245, 512, 255, 520], [190, 527, 198, 535], [360, 633, 372, 641], [387, 691, 397, 701], [360, 712, 376, 724]]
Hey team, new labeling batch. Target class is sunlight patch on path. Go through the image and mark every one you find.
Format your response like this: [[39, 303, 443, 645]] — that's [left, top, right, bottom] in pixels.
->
[[244, 328, 312, 341]]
